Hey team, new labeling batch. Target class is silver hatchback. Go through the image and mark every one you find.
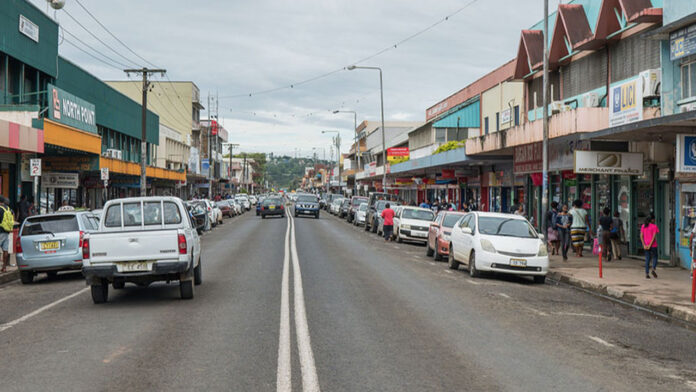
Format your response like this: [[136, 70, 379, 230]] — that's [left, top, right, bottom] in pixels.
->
[[16, 212, 100, 284]]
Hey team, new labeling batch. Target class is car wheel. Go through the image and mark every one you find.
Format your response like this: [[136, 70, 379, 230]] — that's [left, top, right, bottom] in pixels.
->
[[315, 213, 320, 219], [533, 275, 546, 284], [180, 279, 194, 299], [371, 220, 378, 233], [262, 215, 266, 219], [448, 247, 460, 270], [468, 251, 480, 278], [426, 242, 434, 257], [19, 271, 33, 284], [396, 232, 403, 243], [91, 280, 108, 304], [364, 221, 370, 231], [112, 281, 125, 289], [434, 249, 443, 261], [46, 271, 58, 280], [194, 257, 202, 285]]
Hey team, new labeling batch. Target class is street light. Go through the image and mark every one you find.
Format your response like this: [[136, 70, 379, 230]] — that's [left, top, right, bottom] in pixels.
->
[[347, 65, 386, 190], [322, 130, 341, 194], [333, 110, 360, 195]]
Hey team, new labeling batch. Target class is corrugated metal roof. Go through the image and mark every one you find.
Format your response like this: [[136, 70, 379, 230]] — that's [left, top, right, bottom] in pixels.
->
[[433, 100, 480, 128]]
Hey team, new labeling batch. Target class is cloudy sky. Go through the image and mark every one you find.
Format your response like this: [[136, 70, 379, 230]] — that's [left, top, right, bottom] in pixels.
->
[[29, 0, 555, 156]]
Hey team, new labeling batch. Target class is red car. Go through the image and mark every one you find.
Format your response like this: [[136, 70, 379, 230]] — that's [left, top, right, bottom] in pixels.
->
[[216, 201, 234, 218], [427, 211, 466, 261]]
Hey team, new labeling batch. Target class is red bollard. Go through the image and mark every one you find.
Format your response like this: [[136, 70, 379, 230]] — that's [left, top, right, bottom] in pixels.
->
[[598, 245, 603, 278], [691, 263, 695, 304]]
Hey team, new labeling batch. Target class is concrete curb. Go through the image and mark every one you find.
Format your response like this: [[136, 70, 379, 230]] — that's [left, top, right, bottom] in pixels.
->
[[548, 270, 696, 325], [0, 270, 19, 285]]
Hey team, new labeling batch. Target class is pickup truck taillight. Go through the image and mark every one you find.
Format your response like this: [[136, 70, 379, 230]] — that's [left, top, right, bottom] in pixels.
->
[[79, 231, 84, 248], [15, 237, 22, 253], [178, 234, 187, 254], [82, 238, 90, 260]]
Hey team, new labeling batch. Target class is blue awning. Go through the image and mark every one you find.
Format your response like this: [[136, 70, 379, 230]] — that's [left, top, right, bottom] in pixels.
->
[[433, 100, 480, 128]]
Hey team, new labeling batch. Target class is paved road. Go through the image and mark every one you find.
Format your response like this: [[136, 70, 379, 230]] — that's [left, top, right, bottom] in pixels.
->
[[0, 210, 695, 391]]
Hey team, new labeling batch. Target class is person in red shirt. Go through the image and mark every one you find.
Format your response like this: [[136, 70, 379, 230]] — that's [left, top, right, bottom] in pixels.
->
[[381, 203, 395, 242]]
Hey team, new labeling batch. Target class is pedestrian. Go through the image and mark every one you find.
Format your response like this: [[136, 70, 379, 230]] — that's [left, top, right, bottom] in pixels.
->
[[689, 223, 696, 279], [17, 194, 31, 226], [556, 203, 573, 261], [598, 207, 613, 261], [513, 203, 525, 217], [462, 202, 470, 212], [0, 196, 14, 273], [610, 211, 624, 260], [545, 201, 559, 255], [381, 202, 395, 242], [570, 199, 589, 257], [640, 214, 659, 279], [420, 199, 430, 209], [510, 199, 520, 214]]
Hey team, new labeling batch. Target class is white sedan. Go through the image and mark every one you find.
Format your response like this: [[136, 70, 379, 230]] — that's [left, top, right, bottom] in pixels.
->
[[448, 212, 548, 283], [393, 206, 435, 243]]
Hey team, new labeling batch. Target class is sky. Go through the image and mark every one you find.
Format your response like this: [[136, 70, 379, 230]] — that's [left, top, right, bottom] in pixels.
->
[[29, 0, 555, 157]]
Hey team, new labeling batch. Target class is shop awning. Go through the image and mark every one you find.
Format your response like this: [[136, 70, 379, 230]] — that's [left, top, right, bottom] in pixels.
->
[[577, 110, 696, 143], [43, 119, 101, 155], [432, 100, 480, 128], [0, 119, 44, 153], [100, 157, 187, 181]]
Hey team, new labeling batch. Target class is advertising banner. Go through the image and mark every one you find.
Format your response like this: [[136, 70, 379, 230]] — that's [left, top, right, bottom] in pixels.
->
[[676, 134, 696, 173], [513, 142, 542, 174], [670, 24, 696, 61], [47, 84, 97, 134], [41, 172, 79, 189], [387, 147, 409, 164], [609, 78, 643, 127], [574, 151, 643, 175]]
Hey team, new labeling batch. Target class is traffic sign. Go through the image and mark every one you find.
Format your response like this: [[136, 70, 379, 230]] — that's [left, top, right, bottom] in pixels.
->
[[100, 167, 109, 181], [30, 159, 41, 177]]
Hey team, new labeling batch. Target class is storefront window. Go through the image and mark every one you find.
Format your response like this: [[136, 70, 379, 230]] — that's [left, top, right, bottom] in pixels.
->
[[595, 175, 610, 225], [617, 177, 631, 245], [680, 188, 696, 249], [551, 175, 561, 204]]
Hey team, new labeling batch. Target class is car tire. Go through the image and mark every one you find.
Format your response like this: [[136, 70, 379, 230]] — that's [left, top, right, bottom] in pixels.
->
[[194, 258, 202, 285], [397, 232, 403, 243], [533, 275, 546, 284], [364, 221, 370, 231], [262, 215, 266, 219], [315, 213, 320, 219], [426, 242, 434, 257], [112, 281, 125, 289], [448, 247, 460, 270], [91, 280, 108, 304], [371, 220, 378, 233], [180, 279, 194, 300], [468, 251, 480, 278], [19, 271, 33, 284], [434, 249, 443, 261], [46, 271, 58, 280]]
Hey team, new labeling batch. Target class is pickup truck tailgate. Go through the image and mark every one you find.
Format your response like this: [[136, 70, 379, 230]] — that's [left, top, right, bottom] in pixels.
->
[[88, 229, 181, 264]]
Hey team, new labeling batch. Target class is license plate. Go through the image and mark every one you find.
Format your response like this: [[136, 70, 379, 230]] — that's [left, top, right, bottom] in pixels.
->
[[413, 232, 427, 238], [269, 206, 275, 210], [510, 258, 527, 267], [39, 241, 60, 251], [118, 262, 150, 272]]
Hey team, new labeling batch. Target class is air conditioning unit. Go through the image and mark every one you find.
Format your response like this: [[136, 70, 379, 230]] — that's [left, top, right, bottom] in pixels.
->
[[105, 149, 116, 158], [550, 101, 564, 113], [582, 92, 600, 108], [680, 102, 696, 113], [640, 69, 661, 97], [115, 150, 123, 160]]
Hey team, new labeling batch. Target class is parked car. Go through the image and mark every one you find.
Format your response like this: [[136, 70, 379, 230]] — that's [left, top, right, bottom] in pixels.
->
[[235, 195, 251, 211], [230, 200, 243, 215], [339, 198, 351, 219], [82, 197, 202, 303], [427, 211, 467, 261], [16, 211, 100, 284], [365, 199, 399, 233], [216, 200, 233, 218], [325, 193, 342, 211], [330, 198, 344, 215], [353, 203, 368, 226], [293, 194, 320, 219], [347, 196, 368, 223], [393, 206, 436, 244], [249, 195, 257, 205], [260, 197, 286, 219], [448, 212, 548, 283], [186, 202, 208, 234]]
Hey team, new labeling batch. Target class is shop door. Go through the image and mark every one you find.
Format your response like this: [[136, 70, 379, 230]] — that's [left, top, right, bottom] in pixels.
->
[[633, 182, 654, 256], [480, 187, 489, 211], [657, 180, 673, 260], [501, 187, 510, 213]]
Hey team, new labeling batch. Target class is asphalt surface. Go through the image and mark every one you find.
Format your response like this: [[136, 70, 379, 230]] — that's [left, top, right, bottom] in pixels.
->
[[0, 207, 695, 391]]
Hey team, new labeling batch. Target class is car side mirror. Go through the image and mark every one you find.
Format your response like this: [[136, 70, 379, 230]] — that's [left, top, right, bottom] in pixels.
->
[[461, 227, 473, 235]]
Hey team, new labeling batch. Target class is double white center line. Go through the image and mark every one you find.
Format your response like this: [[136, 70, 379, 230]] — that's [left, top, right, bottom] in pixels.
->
[[277, 213, 320, 392]]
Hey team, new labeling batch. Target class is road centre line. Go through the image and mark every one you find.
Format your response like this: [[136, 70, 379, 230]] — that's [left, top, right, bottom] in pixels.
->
[[587, 336, 616, 348], [276, 216, 292, 392], [289, 213, 321, 392], [0, 287, 89, 333]]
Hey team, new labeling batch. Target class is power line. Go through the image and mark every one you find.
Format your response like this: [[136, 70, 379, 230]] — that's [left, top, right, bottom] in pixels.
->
[[62, 37, 123, 71], [218, 0, 480, 99], [61, 27, 132, 69]]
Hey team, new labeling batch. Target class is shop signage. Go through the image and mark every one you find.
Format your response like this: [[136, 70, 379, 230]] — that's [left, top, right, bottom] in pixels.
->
[[467, 175, 481, 187], [201, 158, 210, 177], [47, 84, 97, 134], [441, 169, 455, 179], [368, 161, 377, 177], [513, 142, 542, 174], [30, 159, 41, 176], [676, 134, 696, 173], [670, 24, 696, 61], [501, 108, 511, 124], [609, 77, 643, 127], [574, 151, 643, 175], [20, 154, 32, 181], [19, 15, 39, 43], [387, 147, 409, 164], [41, 172, 79, 189], [549, 139, 590, 171], [100, 167, 109, 181], [43, 156, 99, 172]]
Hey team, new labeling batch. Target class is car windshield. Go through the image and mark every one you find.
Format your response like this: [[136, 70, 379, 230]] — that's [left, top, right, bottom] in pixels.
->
[[477, 216, 537, 238], [22, 215, 79, 235], [352, 198, 367, 206], [376, 201, 399, 211], [359, 204, 367, 211], [402, 209, 434, 221], [297, 195, 317, 203], [442, 214, 463, 228], [263, 198, 282, 205]]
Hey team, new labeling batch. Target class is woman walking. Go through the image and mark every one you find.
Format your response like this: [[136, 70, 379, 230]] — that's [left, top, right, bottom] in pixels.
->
[[598, 207, 613, 261], [570, 200, 590, 257], [610, 211, 624, 260], [545, 201, 560, 255], [640, 214, 659, 279], [556, 204, 573, 261]]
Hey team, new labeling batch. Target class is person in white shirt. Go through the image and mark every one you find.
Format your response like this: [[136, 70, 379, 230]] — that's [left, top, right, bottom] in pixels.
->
[[57, 200, 75, 212]]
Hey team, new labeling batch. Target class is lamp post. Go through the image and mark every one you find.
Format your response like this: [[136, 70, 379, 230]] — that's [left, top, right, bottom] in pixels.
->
[[322, 130, 341, 194], [333, 110, 359, 195], [347, 65, 386, 190]]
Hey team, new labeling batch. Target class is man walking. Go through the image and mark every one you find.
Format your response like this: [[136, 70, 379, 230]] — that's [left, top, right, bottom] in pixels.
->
[[0, 196, 15, 273], [381, 202, 395, 242]]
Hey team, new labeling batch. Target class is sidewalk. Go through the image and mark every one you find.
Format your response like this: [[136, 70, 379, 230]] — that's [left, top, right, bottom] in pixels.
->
[[548, 252, 696, 325], [0, 255, 19, 285]]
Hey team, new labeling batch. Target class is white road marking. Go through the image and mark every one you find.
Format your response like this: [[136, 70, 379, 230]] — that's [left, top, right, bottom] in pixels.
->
[[463, 279, 481, 285], [551, 311, 611, 319], [444, 270, 453, 274], [276, 216, 292, 392], [498, 293, 511, 299], [520, 305, 548, 316], [587, 336, 616, 348], [0, 287, 89, 333], [289, 213, 321, 392]]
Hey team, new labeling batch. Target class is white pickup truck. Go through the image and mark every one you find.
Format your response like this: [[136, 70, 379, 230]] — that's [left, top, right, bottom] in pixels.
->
[[82, 197, 202, 304]]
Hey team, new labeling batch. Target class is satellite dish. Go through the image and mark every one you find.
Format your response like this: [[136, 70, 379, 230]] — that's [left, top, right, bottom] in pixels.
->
[[48, 0, 65, 10]]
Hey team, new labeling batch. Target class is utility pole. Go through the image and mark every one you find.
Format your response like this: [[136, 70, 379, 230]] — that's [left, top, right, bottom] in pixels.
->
[[243, 153, 247, 193], [207, 92, 212, 199], [542, 0, 549, 232], [335, 135, 342, 195], [124, 67, 166, 196]]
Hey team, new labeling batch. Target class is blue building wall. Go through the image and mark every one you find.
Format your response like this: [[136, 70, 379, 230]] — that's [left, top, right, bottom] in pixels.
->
[[433, 100, 480, 128], [664, 0, 696, 25]]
